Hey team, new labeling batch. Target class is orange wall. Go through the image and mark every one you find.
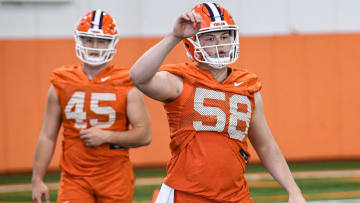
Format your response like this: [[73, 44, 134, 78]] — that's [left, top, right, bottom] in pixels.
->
[[0, 33, 360, 173]]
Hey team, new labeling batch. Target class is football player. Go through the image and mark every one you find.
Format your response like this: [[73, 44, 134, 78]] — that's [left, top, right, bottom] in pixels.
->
[[32, 10, 152, 203], [130, 3, 306, 203]]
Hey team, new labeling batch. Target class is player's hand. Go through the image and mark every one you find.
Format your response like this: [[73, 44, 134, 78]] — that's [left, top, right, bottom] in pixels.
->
[[79, 127, 108, 147], [172, 11, 202, 39], [32, 180, 50, 203], [288, 193, 306, 203]]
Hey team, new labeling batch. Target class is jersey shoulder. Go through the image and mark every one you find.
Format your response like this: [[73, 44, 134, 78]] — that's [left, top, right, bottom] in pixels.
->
[[160, 63, 212, 81], [107, 65, 133, 87], [230, 67, 262, 93], [50, 65, 84, 87]]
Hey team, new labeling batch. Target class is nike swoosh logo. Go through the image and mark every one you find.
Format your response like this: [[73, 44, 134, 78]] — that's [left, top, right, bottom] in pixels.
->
[[101, 76, 111, 82], [234, 81, 244, 87]]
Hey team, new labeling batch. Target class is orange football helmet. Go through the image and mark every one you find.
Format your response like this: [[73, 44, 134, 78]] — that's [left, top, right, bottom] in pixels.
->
[[184, 3, 239, 69], [74, 10, 119, 66]]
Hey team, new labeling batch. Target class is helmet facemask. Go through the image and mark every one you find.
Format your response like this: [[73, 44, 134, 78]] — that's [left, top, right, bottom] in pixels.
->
[[75, 31, 119, 66], [186, 25, 239, 69], [194, 27, 239, 69]]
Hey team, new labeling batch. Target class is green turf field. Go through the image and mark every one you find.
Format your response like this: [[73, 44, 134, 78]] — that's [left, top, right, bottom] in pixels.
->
[[0, 161, 359, 202]]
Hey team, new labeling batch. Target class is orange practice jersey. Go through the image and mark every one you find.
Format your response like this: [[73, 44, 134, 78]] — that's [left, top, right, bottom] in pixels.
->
[[50, 65, 134, 177], [161, 63, 261, 202]]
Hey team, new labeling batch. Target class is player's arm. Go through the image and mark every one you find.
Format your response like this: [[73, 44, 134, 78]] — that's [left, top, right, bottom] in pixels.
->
[[130, 11, 202, 102], [80, 87, 152, 148], [32, 85, 62, 203], [248, 92, 306, 203]]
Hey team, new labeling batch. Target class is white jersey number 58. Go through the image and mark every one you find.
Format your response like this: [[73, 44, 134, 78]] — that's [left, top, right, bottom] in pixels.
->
[[193, 88, 251, 141]]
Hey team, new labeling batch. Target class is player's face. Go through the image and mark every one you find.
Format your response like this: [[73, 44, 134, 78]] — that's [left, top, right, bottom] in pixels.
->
[[198, 31, 232, 58], [80, 36, 111, 57]]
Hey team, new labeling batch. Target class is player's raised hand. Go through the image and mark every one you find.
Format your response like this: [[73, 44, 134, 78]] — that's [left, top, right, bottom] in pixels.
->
[[172, 11, 202, 39], [32, 180, 50, 203], [79, 127, 108, 147]]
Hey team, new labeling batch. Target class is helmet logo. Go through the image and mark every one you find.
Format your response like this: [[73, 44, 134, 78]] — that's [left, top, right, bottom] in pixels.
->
[[90, 30, 101, 34], [213, 22, 226, 26]]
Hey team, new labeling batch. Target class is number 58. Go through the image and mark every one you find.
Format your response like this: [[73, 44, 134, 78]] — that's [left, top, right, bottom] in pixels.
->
[[193, 88, 251, 141]]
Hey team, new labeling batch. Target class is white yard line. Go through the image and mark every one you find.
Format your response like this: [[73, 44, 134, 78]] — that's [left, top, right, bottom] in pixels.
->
[[0, 169, 359, 193], [279, 200, 360, 203], [0, 182, 58, 193], [246, 169, 360, 181]]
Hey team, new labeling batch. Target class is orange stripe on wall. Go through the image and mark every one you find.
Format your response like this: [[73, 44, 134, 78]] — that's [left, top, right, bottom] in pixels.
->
[[0, 41, 6, 171], [0, 34, 360, 173]]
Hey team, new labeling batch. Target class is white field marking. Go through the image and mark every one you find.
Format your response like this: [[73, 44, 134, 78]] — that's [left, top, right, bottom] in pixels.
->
[[246, 169, 360, 181], [0, 170, 359, 193], [278, 199, 360, 203]]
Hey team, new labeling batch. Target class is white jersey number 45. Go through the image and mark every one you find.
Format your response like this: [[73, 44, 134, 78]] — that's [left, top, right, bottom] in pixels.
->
[[64, 91, 116, 129]]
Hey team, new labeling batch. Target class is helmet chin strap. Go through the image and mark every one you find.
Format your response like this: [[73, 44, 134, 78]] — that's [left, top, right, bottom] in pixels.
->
[[207, 56, 230, 69], [84, 55, 107, 66], [76, 43, 115, 66], [209, 63, 227, 69], [201, 49, 230, 69]]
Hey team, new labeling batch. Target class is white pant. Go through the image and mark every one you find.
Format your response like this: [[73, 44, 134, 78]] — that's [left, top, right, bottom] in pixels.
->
[[155, 183, 175, 203]]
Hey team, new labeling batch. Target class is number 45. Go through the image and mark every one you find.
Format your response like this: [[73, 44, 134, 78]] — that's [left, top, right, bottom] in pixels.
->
[[193, 88, 251, 141], [64, 91, 116, 129]]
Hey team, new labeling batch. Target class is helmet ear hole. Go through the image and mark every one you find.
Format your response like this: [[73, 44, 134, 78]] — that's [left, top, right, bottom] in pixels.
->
[[195, 53, 201, 60]]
